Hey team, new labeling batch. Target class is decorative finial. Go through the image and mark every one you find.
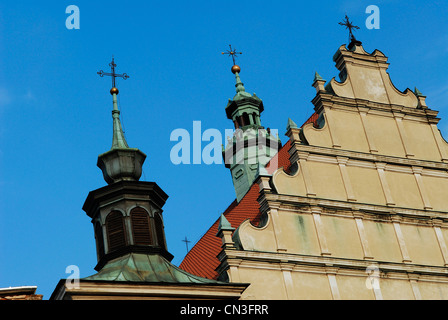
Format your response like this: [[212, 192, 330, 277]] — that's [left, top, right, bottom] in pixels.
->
[[97, 57, 130, 95], [314, 72, 325, 82], [217, 214, 235, 233], [97, 57, 130, 149], [231, 65, 241, 74], [414, 87, 425, 97], [286, 118, 298, 131], [338, 15, 360, 44], [414, 87, 427, 109], [222, 44, 243, 74], [312, 72, 326, 92]]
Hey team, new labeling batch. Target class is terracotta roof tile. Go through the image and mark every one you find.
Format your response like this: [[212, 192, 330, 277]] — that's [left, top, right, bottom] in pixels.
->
[[179, 184, 262, 279], [266, 140, 291, 174], [302, 112, 319, 128]]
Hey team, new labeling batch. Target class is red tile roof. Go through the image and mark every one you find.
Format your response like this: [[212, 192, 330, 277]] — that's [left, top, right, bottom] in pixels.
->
[[303, 112, 319, 128], [266, 140, 292, 174], [178, 183, 263, 279], [178, 113, 318, 279]]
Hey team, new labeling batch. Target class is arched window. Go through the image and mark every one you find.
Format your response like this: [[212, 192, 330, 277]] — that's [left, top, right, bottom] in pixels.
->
[[154, 213, 166, 249], [237, 116, 242, 127], [130, 207, 153, 246], [106, 211, 127, 252], [252, 113, 258, 125], [94, 222, 105, 259], [242, 113, 250, 126]]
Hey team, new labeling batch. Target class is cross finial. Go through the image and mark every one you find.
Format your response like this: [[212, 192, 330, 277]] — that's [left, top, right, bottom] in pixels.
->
[[222, 44, 242, 66], [338, 15, 360, 44], [222, 44, 243, 74], [97, 56, 130, 95], [182, 236, 191, 253]]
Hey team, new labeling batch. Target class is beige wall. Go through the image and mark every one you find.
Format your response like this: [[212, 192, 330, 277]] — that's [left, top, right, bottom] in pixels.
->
[[218, 43, 448, 300], [275, 80, 448, 213], [228, 203, 448, 300]]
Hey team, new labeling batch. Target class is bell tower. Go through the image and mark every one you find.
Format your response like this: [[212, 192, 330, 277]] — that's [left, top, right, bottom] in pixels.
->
[[83, 58, 172, 271], [221, 46, 281, 202], [51, 57, 249, 300]]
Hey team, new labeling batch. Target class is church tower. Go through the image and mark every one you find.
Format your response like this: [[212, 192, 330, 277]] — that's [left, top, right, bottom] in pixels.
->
[[83, 58, 172, 271], [222, 46, 282, 202], [51, 58, 248, 300]]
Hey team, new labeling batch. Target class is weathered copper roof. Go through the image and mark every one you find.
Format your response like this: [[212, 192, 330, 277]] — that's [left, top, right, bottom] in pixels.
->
[[83, 253, 222, 284]]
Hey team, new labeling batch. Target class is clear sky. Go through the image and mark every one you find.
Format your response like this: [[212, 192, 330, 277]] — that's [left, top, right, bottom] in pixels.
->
[[0, 0, 447, 299]]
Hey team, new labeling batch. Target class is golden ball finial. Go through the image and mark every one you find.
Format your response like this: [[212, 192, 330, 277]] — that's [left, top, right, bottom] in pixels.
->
[[110, 87, 119, 95], [231, 65, 241, 74]]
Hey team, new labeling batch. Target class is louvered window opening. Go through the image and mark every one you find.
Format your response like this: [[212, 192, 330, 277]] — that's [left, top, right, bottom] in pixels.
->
[[154, 213, 166, 249], [130, 208, 153, 246], [106, 211, 127, 252], [94, 222, 105, 259]]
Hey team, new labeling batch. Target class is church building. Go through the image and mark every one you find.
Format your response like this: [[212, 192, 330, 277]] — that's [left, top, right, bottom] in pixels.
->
[[180, 36, 448, 299], [52, 20, 448, 299]]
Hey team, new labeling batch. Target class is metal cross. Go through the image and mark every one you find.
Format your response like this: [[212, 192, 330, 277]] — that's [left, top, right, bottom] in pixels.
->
[[338, 15, 360, 43], [97, 56, 130, 88], [182, 236, 191, 253], [222, 44, 242, 65]]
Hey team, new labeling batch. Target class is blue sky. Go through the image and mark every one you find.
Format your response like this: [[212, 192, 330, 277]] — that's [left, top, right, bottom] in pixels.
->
[[0, 0, 447, 299]]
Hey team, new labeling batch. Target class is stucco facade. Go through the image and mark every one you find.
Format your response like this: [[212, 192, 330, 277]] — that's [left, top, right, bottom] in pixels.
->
[[214, 42, 448, 299]]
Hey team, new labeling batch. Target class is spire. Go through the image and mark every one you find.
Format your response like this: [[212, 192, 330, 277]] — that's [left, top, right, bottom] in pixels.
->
[[96, 58, 146, 185], [222, 45, 252, 100], [232, 67, 253, 101], [73, 57, 234, 299], [97, 57, 131, 150], [111, 92, 129, 149], [234, 70, 246, 93], [222, 45, 263, 128], [221, 45, 281, 202]]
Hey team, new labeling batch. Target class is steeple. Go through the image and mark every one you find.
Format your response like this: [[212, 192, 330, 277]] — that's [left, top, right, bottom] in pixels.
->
[[58, 57, 245, 299], [96, 58, 146, 185], [50, 56, 252, 299], [225, 64, 263, 130], [222, 45, 263, 130], [232, 65, 251, 99], [82, 58, 172, 273], [111, 90, 129, 149], [221, 46, 281, 202]]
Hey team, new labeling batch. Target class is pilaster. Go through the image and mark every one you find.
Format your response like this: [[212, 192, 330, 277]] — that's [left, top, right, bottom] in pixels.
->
[[311, 206, 331, 256]]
